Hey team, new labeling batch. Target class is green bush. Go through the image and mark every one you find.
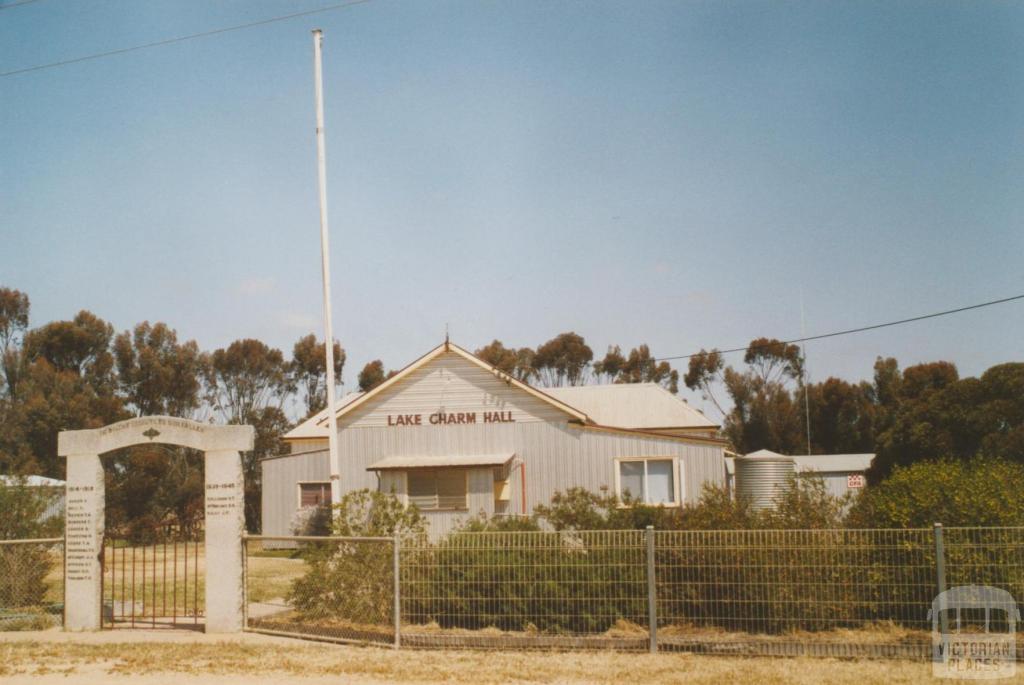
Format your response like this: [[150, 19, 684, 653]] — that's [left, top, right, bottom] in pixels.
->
[[846, 456, 1024, 618], [402, 482, 857, 635], [289, 503, 332, 537], [402, 528, 648, 634], [847, 455, 1024, 528], [287, 474, 1022, 636], [534, 487, 680, 531], [287, 490, 425, 625]]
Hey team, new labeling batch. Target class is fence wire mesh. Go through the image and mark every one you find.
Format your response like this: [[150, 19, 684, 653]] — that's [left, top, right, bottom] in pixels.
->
[[654, 529, 939, 658], [244, 536, 396, 646], [402, 530, 649, 649], [238, 527, 1023, 658], [0, 538, 64, 631]]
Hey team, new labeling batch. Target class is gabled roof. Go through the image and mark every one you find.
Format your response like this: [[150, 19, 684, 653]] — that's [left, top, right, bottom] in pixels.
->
[[284, 391, 364, 440], [544, 383, 717, 431], [283, 341, 589, 440]]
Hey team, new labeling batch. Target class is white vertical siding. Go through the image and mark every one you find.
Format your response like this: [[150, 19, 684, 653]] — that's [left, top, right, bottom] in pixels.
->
[[810, 471, 865, 499], [261, 449, 331, 536], [261, 347, 725, 539], [261, 421, 725, 539]]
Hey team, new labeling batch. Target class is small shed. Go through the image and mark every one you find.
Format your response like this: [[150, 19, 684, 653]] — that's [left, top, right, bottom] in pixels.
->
[[725, 450, 873, 500]]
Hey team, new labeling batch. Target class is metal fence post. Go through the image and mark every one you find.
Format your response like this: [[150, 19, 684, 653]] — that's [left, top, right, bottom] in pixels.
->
[[241, 533, 248, 630], [393, 534, 401, 649], [646, 525, 657, 654], [934, 522, 948, 636]]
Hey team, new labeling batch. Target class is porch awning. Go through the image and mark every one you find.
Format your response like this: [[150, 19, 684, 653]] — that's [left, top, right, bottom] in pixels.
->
[[367, 454, 514, 471]]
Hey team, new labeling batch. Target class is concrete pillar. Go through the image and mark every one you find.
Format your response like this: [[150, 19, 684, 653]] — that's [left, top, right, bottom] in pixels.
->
[[203, 449, 245, 633], [63, 453, 104, 631]]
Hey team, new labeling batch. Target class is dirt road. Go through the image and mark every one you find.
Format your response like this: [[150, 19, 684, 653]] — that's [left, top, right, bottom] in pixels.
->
[[0, 628, 1009, 684]]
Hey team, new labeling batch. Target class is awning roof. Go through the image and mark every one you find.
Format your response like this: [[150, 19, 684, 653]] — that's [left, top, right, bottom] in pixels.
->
[[367, 454, 514, 471]]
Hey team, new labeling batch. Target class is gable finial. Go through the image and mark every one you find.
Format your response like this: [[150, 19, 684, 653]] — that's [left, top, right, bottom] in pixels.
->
[[445, 322, 449, 346]]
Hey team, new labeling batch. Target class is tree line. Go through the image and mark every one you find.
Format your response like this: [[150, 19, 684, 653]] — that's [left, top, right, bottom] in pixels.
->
[[355, 334, 682, 393], [0, 287, 343, 535], [2, 282, 1021, 534], [683, 340, 1024, 480]]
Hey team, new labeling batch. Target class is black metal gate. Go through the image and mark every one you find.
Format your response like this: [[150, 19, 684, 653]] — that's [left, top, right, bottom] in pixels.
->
[[101, 538, 203, 629]]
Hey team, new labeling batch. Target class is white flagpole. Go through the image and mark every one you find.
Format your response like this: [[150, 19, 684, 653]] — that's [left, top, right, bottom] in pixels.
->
[[312, 29, 342, 507]]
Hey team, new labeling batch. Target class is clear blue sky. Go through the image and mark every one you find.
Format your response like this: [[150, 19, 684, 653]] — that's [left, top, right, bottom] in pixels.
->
[[2, 0, 1022, 419]]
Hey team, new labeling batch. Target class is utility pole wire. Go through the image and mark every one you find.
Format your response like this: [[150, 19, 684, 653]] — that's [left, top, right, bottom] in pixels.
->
[[0, 0, 46, 10], [656, 293, 1024, 363], [0, 0, 374, 77]]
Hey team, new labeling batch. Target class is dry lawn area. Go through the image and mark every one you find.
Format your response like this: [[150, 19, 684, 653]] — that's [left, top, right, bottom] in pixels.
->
[[0, 629, 1012, 684]]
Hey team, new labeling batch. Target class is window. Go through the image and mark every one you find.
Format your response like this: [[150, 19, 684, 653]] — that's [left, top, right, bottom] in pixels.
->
[[617, 459, 677, 505], [299, 482, 331, 508], [407, 469, 467, 510]]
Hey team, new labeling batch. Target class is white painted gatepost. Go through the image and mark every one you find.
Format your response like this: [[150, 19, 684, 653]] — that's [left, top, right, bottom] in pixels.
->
[[57, 416, 254, 633]]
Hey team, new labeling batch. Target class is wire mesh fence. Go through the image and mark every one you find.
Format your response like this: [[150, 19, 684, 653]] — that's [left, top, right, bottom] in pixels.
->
[[244, 535, 396, 646], [244, 526, 1024, 657], [0, 538, 64, 631], [654, 528, 939, 658], [401, 529, 650, 649]]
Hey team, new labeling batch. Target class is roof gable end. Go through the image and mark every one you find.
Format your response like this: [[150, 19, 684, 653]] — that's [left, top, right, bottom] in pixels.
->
[[304, 342, 588, 432]]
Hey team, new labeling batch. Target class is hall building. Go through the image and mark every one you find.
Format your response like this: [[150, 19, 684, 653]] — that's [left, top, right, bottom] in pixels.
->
[[261, 340, 727, 538]]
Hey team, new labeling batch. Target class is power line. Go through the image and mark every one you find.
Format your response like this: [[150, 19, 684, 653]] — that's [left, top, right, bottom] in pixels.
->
[[0, 0, 46, 10], [655, 293, 1024, 363], [0, 0, 374, 77]]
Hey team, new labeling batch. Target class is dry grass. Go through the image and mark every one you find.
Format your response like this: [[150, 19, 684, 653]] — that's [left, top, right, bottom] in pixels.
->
[[245, 555, 306, 603], [42, 551, 64, 604], [40, 544, 306, 616], [101, 543, 207, 616], [659, 619, 928, 645], [0, 638, 994, 684]]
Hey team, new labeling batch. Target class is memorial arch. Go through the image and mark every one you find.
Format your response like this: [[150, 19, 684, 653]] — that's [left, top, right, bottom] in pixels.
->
[[58, 416, 254, 633]]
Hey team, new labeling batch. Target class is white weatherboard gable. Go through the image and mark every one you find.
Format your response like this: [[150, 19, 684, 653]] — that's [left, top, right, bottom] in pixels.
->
[[338, 349, 574, 429]]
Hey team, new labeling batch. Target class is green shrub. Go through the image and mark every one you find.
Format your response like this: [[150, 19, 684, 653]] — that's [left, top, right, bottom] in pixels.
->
[[290, 503, 332, 537], [402, 528, 648, 634], [846, 456, 1024, 616], [287, 490, 425, 625], [847, 455, 1024, 528], [533, 487, 680, 531]]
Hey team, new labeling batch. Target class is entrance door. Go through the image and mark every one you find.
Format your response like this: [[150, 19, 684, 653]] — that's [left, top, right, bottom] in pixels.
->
[[100, 536, 204, 629]]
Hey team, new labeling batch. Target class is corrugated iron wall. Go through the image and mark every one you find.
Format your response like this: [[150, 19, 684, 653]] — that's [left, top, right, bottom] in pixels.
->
[[261, 421, 725, 539]]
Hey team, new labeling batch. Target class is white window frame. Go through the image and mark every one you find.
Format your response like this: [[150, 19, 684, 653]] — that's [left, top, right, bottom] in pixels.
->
[[613, 457, 683, 507], [404, 468, 469, 512], [296, 480, 332, 509]]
